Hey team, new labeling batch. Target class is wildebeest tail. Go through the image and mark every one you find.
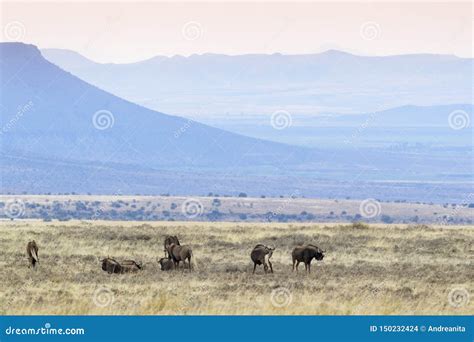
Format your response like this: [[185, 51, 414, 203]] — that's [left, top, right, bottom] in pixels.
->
[[189, 250, 196, 270], [30, 247, 39, 262]]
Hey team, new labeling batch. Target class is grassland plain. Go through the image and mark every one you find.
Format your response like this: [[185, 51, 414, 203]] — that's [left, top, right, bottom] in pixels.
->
[[0, 220, 472, 315]]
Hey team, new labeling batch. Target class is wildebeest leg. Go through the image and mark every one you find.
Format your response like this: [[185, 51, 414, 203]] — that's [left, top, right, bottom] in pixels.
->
[[295, 261, 300, 272], [307, 261, 311, 273], [253, 263, 257, 274], [268, 260, 273, 273], [263, 262, 268, 274], [188, 256, 192, 271]]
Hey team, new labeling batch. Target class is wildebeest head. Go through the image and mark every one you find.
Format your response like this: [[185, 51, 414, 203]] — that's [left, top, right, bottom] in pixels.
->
[[308, 245, 325, 261], [164, 235, 180, 256]]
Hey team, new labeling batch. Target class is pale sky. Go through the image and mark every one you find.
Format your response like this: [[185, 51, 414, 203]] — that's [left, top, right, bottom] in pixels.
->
[[1, 1, 472, 63]]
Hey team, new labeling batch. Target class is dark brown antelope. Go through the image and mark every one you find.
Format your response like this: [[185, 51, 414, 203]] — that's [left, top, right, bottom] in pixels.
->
[[292, 244, 325, 273], [250, 244, 274, 274], [167, 243, 193, 270]]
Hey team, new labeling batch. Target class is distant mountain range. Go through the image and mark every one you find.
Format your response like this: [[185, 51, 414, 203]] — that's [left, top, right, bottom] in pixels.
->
[[0, 43, 472, 202], [1, 43, 310, 169], [42, 48, 473, 119]]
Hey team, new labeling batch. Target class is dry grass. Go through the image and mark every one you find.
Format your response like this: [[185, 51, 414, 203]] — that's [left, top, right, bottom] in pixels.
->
[[0, 220, 472, 315]]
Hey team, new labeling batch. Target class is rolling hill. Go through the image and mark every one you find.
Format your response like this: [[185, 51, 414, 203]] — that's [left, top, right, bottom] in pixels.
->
[[1, 42, 311, 169]]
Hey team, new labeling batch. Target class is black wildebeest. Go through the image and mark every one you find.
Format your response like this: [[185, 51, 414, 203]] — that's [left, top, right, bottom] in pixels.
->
[[26, 240, 39, 268], [164, 235, 180, 258], [167, 243, 193, 270], [251, 244, 274, 274], [157, 257, 175, 271], [100, 258, 142, 274], [292, 244, 325, 273]]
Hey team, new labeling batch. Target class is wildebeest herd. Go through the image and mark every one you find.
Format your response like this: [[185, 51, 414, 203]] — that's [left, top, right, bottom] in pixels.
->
[[26, 236, 325, 274]]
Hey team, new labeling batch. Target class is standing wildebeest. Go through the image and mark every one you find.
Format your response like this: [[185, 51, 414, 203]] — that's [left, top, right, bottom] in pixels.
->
[[157, 257, 175, 271], [164, 235, 180, 258], [101, 258, 142, 274], [167, 243, 193, 270], [251, 244, 274, 274], [292, 244, 325, 273], [26, 240, 39, 268]]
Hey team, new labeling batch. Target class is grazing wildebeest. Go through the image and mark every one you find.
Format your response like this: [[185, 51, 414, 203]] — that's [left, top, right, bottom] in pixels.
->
[[167, 243, 192, 270], [164, 235, 180, 258], [100, 258, 141, 274], [292, 244, 325, 273], [157, 257, 175, 271], [251, 244, 274, 274], [26, 240, 39, 268]]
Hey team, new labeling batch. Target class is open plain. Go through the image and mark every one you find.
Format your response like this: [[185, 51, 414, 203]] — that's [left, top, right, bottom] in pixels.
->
[[0, 220, 472, 315]]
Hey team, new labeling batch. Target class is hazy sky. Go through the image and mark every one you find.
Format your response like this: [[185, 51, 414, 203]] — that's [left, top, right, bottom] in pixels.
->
[[1, 1, 472, 63]]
